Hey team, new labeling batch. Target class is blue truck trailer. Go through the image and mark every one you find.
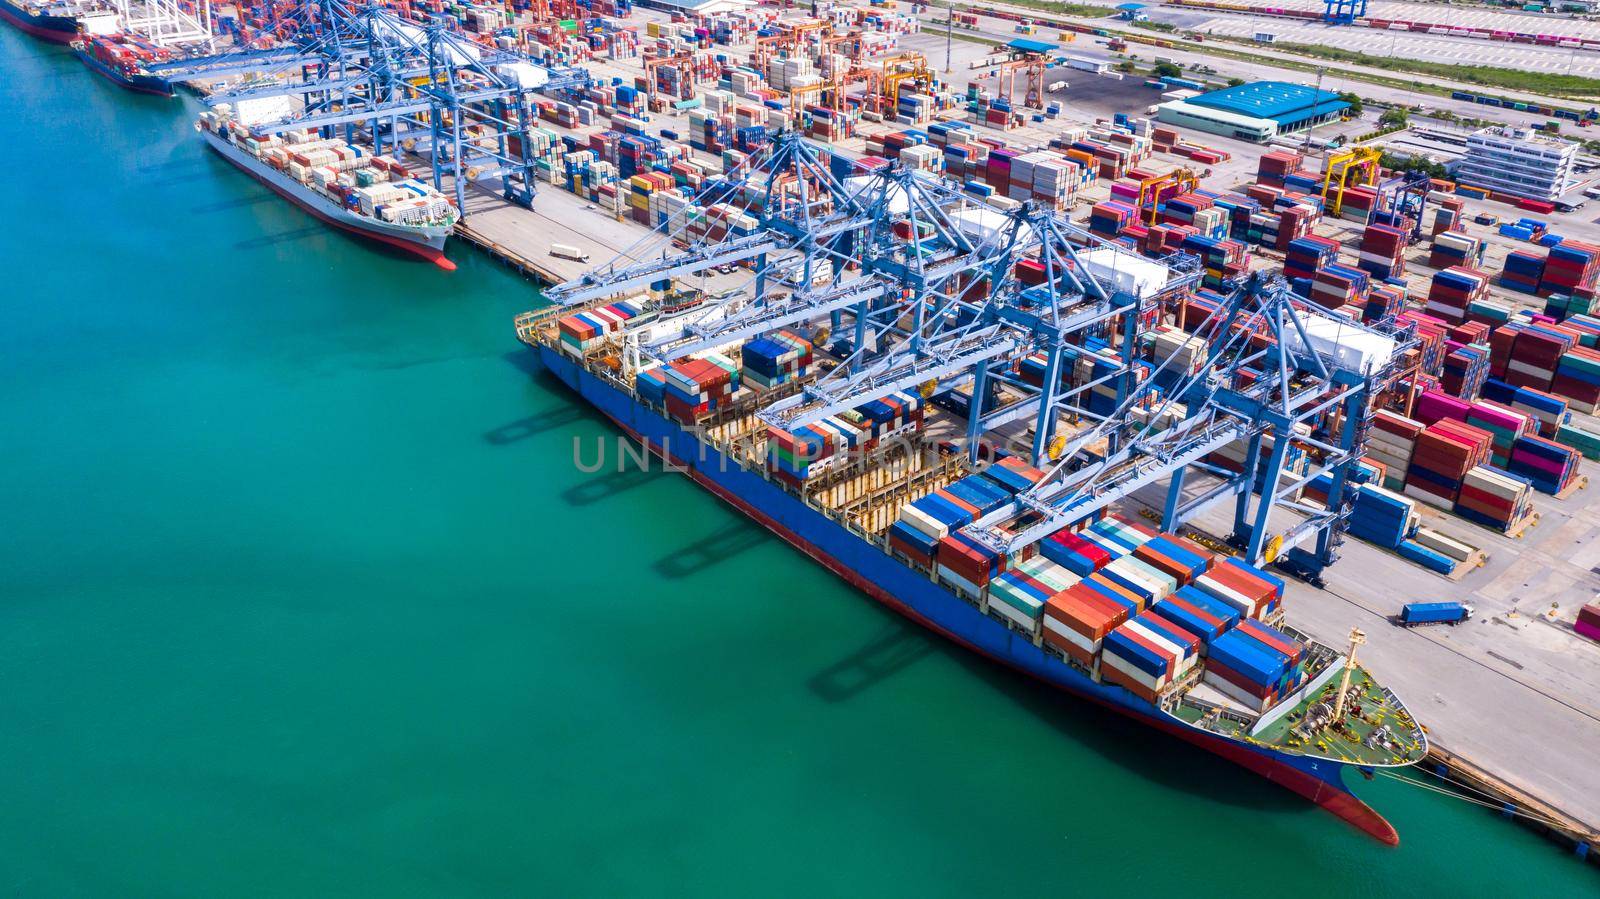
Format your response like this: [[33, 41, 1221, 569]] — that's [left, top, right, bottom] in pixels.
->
[[1397, 601, 1474, 627]]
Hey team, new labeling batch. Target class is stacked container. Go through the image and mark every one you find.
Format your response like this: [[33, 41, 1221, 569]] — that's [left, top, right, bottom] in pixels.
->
[[989, 557, 1080, 632], [936, 531, 1007, 599], [1500, 250, 1545, 294], [1132, 535, 1213, 586], [1100, 612, 1202, 703], [1552, 345, 1600, 412], [1357, 223, 1407, 280], [1042, 528, 1114, 575], [740, 331, 813, 390], [1255, 150, 1302, 189], [1491, 322, 1575, 391], [1576, 603, 1600, 645], [557, 301, 640, 356], [1042, 582, 1128, 669], [1442, 345, 1490, 400], [661, 355, 739, 424], [1347, 484, 1417, 548], [1192, 557, 1281, 620], [1203, 622, 1305, 713], [1455, 465, 1534, 531], [1537, 241, 1600, 300], [1404, 419, 1494, 508], [1099, 556, 1178, 606], [1282, 235, 1338, 282], [1429, 231, 1481, 269], [1151, 585, 1240, 646], [1425, 267, 1490, 325], [1508, 435, 1579, 494]]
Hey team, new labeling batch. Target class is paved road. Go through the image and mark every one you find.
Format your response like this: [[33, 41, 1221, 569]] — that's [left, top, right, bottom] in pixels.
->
[[923, 0, 1600, 122]]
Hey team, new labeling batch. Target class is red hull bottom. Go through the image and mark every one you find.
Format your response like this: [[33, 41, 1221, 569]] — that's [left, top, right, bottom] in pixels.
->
[[205, 139, 456, 270], [583, 395, 1401, 846], [0, 5, 77, 42]]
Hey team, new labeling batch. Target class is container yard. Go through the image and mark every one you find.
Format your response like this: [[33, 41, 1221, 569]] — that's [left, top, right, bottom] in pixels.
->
[[8, 0, 1600, 881]]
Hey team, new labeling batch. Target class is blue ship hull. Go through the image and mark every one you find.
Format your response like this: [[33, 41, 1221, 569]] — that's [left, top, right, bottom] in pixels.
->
[[537, 343, 1402, 844], [0, 0, 80, 42]]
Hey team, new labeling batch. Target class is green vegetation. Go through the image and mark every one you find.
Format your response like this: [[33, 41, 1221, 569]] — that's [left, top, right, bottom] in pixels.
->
[[1379, 107, 1409, 129], [1338, 92, 1363, 116], [1227, 77, 1247, 87], [1115, 60, 1137, 74], [1379, 152, 1448, 180], [1131, 20, 1178, 33], [1267, 41, 1600, 99], [1152, 62, 1183, 79]]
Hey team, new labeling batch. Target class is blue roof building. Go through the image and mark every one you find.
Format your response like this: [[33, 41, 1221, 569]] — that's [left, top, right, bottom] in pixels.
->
[[1186, 81, 1350, 132], [1156, 81, 1350, 143]]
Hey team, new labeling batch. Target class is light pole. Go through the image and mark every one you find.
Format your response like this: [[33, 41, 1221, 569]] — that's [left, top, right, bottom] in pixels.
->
[[945, 2, 954, 74], [1302, 65, 1326, 154]]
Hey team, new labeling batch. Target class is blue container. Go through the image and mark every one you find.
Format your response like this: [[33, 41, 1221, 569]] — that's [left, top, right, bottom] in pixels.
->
[[1104, 629, 1168, 678], [1398, 540, 1455, 573]]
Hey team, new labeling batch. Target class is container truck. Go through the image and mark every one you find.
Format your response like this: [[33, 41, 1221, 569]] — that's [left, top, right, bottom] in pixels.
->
[[550, 243, 591, 262], [1397, 601, 1474, 627]]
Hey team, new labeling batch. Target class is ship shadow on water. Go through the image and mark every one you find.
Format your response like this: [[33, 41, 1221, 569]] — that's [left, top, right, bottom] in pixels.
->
[[953, 639, 1306, 814], [815, 598, 1307, 816], [654, 520, 769, 579]]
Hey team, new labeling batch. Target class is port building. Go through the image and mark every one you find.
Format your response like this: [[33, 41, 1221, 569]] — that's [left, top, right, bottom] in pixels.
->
[[1157, 81, 1349, 143], [1454, 126, 1579, 203]]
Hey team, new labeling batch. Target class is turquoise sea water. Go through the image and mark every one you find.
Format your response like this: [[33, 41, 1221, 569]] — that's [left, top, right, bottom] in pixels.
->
[[0, 29, 1593, 897]]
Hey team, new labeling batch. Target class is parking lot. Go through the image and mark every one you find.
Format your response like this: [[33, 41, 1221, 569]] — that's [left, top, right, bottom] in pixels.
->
[[1185, 18, 1600, 78]]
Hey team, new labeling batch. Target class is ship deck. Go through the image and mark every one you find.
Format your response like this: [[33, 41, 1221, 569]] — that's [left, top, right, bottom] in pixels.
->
[[524, 318, 1431, 771]]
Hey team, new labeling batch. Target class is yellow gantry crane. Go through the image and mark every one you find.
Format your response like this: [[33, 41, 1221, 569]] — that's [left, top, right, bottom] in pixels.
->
[[870, 52, 933, 118], [1320, 146, 1382, 217], [1140, 168, 1200, 226]]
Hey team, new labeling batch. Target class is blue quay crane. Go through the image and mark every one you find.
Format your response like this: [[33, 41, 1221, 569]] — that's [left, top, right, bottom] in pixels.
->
[[160, 2, 589, 211], [540, 129, 1414, 582]]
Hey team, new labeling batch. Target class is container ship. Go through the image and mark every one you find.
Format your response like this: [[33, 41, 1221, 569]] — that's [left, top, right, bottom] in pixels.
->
[[0, 0, 115, 42], [197, 105, 460, 269], [73, 33, 176, 96], [514, 151, 1431, 844]]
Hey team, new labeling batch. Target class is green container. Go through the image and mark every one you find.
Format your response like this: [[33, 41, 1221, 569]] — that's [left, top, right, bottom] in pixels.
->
[[1557, 422, 1600, 460]]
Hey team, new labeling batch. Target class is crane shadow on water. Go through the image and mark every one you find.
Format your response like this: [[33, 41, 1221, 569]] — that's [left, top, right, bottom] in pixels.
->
[[561, 464, 659, 507], [808, 623, 935, 703], [483, 405, 585, 445], [653, 519, 770, 579], [234, 226, 323, 251], [192, 193, 275, 214]]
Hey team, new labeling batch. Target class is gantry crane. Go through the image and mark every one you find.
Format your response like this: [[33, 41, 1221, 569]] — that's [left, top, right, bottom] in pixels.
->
[[995, 46, 1049, 109], [1139, 167, 1200, 226], [544, 129, 1415, 582], [153, 2, 590, 212], [1320, 146, 1382, 217]]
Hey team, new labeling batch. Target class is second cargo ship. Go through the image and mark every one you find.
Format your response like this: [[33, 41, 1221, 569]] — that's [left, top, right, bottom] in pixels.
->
[[0, 0, 115, 42], [197, 105, 460, 268], [73, 33, 176, 96]]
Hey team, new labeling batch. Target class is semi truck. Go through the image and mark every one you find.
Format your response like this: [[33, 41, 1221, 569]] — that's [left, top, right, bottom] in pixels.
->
[[1397, 601, 1474, 627]]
